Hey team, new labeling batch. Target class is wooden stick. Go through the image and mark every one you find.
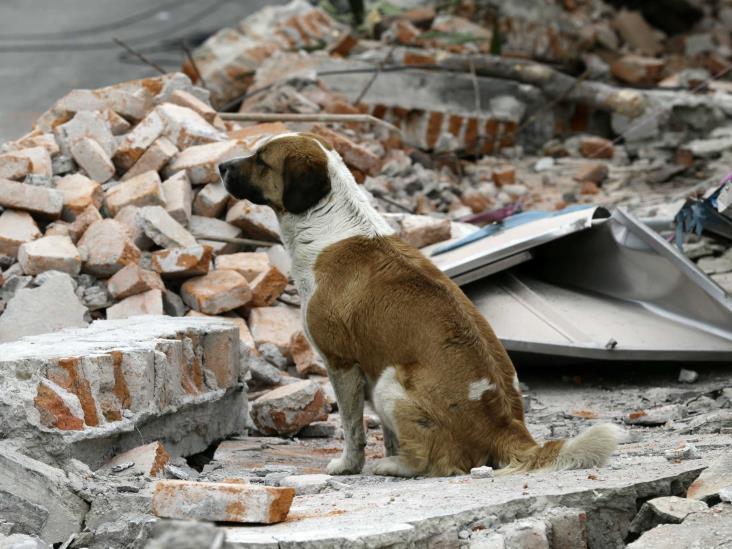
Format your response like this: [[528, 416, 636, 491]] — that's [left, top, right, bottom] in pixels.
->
[[193, 234, 278, 248], [112, 37, 166, 75], [217, 112, 402, 134]]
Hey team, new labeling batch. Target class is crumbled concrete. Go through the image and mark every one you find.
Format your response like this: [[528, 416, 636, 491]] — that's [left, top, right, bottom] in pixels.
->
[[250, 380, 327, 436], [628, 496, 708, 535], [627, 504, 732, 549], [137, 205, 197, 249]]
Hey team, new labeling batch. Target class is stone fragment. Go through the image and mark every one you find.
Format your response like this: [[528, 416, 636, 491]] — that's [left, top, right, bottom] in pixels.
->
[[248, 306, 302, 357], [626, 504, 732, 549], [574, 162, 608, 184], [122, 137, 178, 181], [189, 215, 242, 254], [501, 517, 549, 549], [0, 209, 41, 257], [251, 380, 327, 436], [579, 181, 599, 195], [7, 147, 52, 179], [104, 109, 132, 134], [290, 331, 327, 377], [298, 421, 337, 438], [161, 171, 192, 226], [169, 89, 217, 123], [470, 466, 494, 479], [720, 486, 732, 503], [113, 110, 166, 171], [492, 165, 516, 186], [104, 170, 166, 217], [107, 263, 164, 299], [400, 214, 451, 248], [114, 205, 154, 250], [542, 507, 587, 549], [624, 404, 687, 425], [226, 200, 280, 242], [222, 314, 257, 354], [0, 179, 63, 219], [613, 9, 663, 56], [157, 103, 225, 149], [106, 289, 164, 320], [105, 441, 170, 477], [18, 235, 81, 276], [250, 265, 288, 307], [277, 474, 331, 495], [152, 480, 294, 524], [54, 110, 115, 157], [688, 453, 732, 500], [664, 443, 701, 461], [628, 496, 708, 535], [0, 273, 87, 342], [63, 205, 101, 244], [0, 442, 87, 544], [138, 205, 197, 249], [69, 137, 115, 183], [611, 55, 665, 86], [579, 136, 614, 159], [163, 289, 188, 317], [55, 173, 104, 221], [181, 270, 252, 314], [248, 355, 282, 388], [0, 151, 32, 179], [215, 252, 270, 282], [193, 181, 229, 217], [77, 219, 141, 277], [166, 140, 242, 185], [151, 245, 213, 277], [311, 126, 382, 176], [678, 368, 699, 383], [697, 255, 732, 275]]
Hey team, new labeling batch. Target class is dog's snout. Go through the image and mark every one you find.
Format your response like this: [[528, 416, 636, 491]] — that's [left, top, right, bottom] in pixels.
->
[[218, 160, 233, 179]]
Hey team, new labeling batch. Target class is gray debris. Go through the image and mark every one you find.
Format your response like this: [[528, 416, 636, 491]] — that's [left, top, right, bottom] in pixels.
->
[[664, 444, 701, 461], [470, 466, 495, 479], [628, 496, 708, 535], [678, 369, 699, 383]]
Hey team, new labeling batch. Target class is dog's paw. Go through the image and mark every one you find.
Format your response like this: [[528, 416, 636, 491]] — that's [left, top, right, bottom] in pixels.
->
[[327, 455, 363, 475], [370, 456, 417, 477]]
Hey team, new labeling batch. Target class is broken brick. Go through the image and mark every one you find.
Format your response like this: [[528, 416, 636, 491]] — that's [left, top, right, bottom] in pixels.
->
[[311, 125, 382, 176], [157, 103, 225, 149], [77, 219, 141, 277], [105, 441, 170, 477], [579, 136, 614, 159], [121, 137, 178, 181], [106, 288, 164, 320], [151, 245, 213, 277], [169, 90, 217, 123], [70, 137, 115, 183], [0, 178, 63, 219], [290, 331, 327, 377], [250, 264, 288, 307], [18, 235, 81, 276], [181, 270, 252, 314], [55, 173, 104, 221], [574, 162, 609, 184], [113, 109, 166, 171], [193, 181, 229, 217], [492, 165, 516, 186], [107, 263, 165, 300], [161, 171, 193, 226], [104, 170, 166, 217], [250, 380, 327, 436], [137, 205, 197, 249], [225, 200, 281, 241], [0, 209, 41, 257], [166, 140, 243, 185], [248, 306, 302, 357], [215, 252, 271, 282]]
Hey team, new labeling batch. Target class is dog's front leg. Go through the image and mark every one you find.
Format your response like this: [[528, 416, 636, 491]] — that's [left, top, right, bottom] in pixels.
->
[[326, 361, 366, 475], [383, 425, 400, 457]]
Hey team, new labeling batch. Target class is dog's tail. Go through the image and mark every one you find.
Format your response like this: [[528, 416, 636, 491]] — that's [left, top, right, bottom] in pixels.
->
[[496, 423, 625, 476]]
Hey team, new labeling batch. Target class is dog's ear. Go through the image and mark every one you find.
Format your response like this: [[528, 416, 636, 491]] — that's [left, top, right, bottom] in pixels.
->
[[282, 154, 331, 214]]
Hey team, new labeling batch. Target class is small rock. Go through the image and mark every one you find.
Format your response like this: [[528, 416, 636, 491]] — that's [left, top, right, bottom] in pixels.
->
[[470, 466, 494, 479], [226, 200, 281, 242], [534, 157, 554, 172], [248, 306, 302, 358], [579, 136, 614, 159], [77, 219, 141, 277], [298, 421, 337, 438], [138, 205, 197, 249], [259, 342, 289, 370], [697, 256, 732, 275], [105, 441, 170, 478], [678, 369, 699, 383], [290, 330, 327, 377], [215, 252, 271, 282], [399, 214, 451, 248], [628, 496, 708, 535], [180, 270, 252, 314], [151, 245, 212, 278], [624, 404, 687, 426], [664, 443, 701, 461], [720, 486, 732, 503], [18, 235, 81, 276], [250, 380, 328, 436], [106, 289, 164, 320], [277, 474, 331, 495], [248, 355, 283, 388]]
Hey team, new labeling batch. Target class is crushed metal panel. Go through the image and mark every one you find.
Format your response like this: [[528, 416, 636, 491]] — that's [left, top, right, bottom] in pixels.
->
[[440, 208, 732, 362]]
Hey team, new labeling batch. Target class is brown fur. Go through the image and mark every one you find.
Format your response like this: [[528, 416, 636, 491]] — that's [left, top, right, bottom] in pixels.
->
[[307, 235, 560, 476]]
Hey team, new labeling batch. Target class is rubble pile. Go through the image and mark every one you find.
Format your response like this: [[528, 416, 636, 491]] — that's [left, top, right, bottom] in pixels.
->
[[0, 0, 731, 547]]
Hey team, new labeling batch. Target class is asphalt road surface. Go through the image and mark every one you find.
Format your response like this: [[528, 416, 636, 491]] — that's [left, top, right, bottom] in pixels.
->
[[0, 0, 282, 142]]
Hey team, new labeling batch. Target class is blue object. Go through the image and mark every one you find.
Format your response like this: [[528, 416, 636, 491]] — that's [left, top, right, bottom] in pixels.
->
[[431, 205, 595, 256]]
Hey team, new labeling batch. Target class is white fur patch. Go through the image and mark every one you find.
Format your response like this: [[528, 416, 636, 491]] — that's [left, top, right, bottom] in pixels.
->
[[468, 378, 496, 400], [372, 367, 407, 436], [512, 374, 520, 392]]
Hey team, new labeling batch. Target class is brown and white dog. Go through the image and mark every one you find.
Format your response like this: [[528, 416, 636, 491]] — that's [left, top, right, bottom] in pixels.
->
[[219, 133, 623, 477]]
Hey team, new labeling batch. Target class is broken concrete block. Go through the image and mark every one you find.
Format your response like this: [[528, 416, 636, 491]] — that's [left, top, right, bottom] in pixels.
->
[[579, 136, 614, 159], [250, 264, 288, 307], [542, 507, 587, 549], [248, 355, 282, 388], [664, 443, 701, 461], [0, 209, 41, 257], [107, 263, 164, 300], [105, 441, 170, 478], [501, 518, 550, 549], [251, 380, 327, 436], [18, 235, 81, 276], [6, 147, 52, 178], [104, 170, 166, 217], [69, 137, 115, 183], [122, 137, 178, 181], [169, 89, 217, 123], [193, 181, 229, 217], [0, 178, 63, 219], [225, 200, 281, 241], [67, 205, 103, 243], [163, 289, 188, 317], [311, 125, 382, 176], [628, 496, 708, 535], [277, 474, 331, 495], [624, 404, 687, 425], [106, 289, 164, 320], [152, 480, 294, 524], [55, 173, 104, 221], [0, 442, 87, 544], [77, 219, 141, 277], [114, 205, 154, 250], [157, 103, 225, 150], [161, 171, 192, 226], [400, 214, 451, 248], [54, 110, 115, 157], [470, 466, 494, 479], [138, 205, 197, 249], [215, 252, 270, 282], [181, 270, 252, 314], [0, 273, 87, 342], [611, 55, 665, 86], [290, 331, 327, 377], [221, 314, 257, 354], [104, 109, 132, 135], [248, 306, 302, 357], [166, 140, 242, 185], [151, 245, 213, 278], [688, 453, 732, 500], [0, 150, 32, 180], [113, 109, 166, 171], [188, 215, 242, 254]]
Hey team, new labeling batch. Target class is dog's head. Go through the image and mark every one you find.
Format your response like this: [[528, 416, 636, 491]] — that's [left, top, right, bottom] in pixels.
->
[[218, 133, 333, 215]]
